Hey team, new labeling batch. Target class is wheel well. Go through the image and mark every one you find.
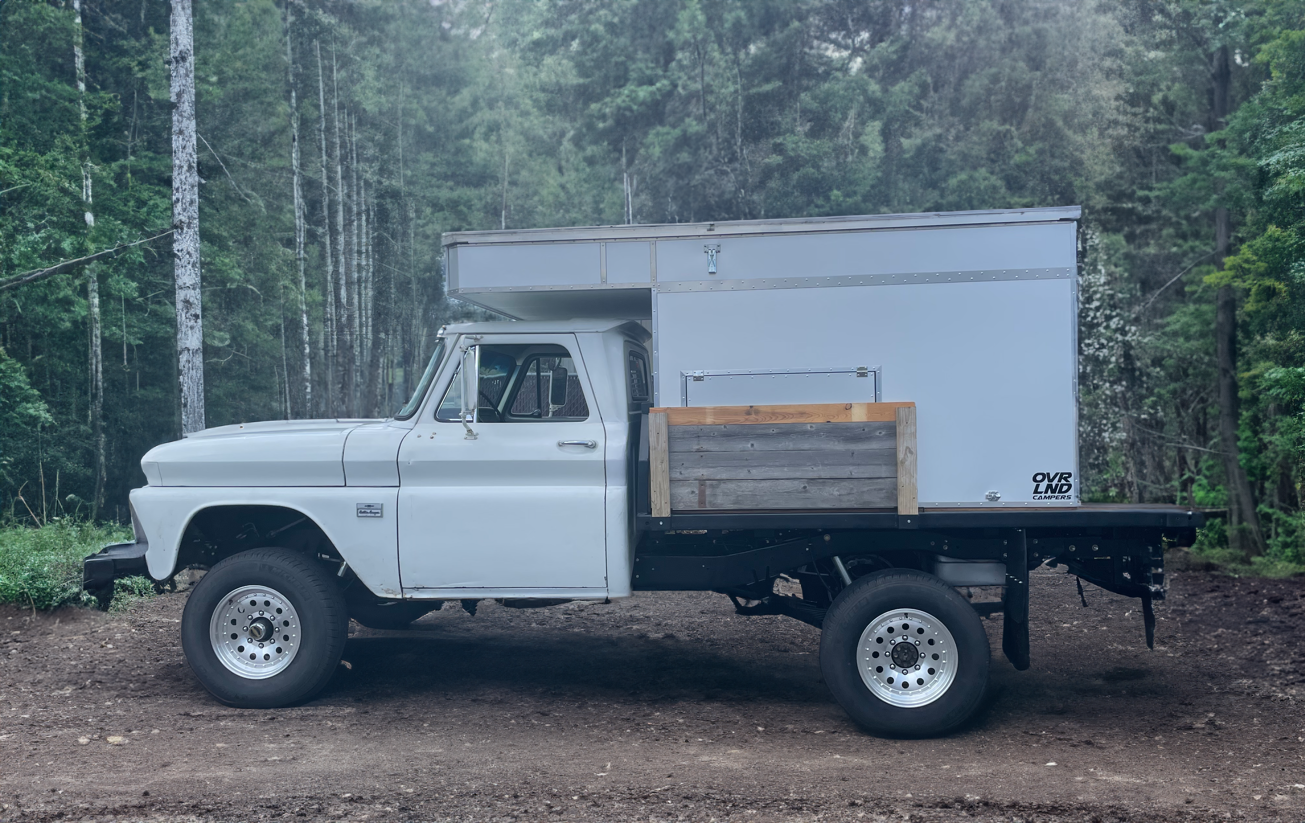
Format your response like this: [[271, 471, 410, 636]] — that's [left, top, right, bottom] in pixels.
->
[[175, 505, 339, 574]]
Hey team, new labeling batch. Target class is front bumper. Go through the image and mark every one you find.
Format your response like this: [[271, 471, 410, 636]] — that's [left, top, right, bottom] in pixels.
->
[[83, 541, 150, 609]]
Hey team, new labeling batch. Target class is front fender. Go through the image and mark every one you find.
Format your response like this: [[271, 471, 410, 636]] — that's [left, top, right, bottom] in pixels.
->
[[129, 486, 402, 598]]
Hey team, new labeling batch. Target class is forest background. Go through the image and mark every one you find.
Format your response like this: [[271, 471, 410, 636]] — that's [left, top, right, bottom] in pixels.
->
[[0, 0, 1302, 564]]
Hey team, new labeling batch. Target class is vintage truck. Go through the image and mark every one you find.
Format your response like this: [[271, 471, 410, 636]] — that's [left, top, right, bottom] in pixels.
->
[[85, 207, 1202, 737]]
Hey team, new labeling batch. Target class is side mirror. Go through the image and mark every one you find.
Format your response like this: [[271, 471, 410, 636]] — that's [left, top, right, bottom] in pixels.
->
[[549, 365, 569, 409], [459, 344, 479, 438]]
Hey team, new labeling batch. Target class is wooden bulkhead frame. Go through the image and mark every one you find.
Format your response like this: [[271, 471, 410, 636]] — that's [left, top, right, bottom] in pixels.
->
[[647, 402, 918, 517]]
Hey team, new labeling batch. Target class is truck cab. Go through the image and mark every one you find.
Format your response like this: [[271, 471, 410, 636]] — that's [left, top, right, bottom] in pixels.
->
[[390, 320, 649, 598]]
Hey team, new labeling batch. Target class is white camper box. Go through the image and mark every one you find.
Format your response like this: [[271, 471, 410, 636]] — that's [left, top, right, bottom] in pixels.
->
[[443, 207, 1080, 509]]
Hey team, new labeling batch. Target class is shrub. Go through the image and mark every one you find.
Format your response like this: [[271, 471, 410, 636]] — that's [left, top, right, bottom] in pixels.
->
[[0, 519, 132, 610], [108, 575, 158, 612]]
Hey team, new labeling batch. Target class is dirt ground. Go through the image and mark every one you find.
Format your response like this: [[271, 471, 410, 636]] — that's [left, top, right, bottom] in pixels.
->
[[2, 562, 1304, 823]]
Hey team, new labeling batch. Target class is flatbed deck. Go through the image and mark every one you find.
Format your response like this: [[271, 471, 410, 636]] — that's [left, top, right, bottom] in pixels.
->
[[637, 504, 1203, 533]]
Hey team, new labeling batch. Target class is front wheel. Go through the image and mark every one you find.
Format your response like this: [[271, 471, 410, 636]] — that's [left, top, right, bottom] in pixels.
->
[[820, 569, 990, 737], [181, 548, 348, 708]]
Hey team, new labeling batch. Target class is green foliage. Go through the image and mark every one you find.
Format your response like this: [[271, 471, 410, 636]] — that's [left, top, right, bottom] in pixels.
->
[[0, 519, 132, 610], [108, 575, 157, 613], [0, 0, 1303, 571], [0, 346, 53, 509]]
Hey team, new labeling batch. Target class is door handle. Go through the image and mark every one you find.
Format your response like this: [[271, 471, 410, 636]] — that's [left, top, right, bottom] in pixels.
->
[[557, 439, 597, 449]]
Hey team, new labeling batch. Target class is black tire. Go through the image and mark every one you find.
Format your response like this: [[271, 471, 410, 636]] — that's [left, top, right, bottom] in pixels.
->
[[349, 600, 437, 630], [181, 548, 348, 709], [820, 569, 990, 737]]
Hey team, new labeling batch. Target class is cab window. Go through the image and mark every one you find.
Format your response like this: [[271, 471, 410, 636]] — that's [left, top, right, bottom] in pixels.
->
[[627, 350, 650, 404], [435, 344, 590, 423], [434, 349, 515, 423], [506, 354, 590, 420]]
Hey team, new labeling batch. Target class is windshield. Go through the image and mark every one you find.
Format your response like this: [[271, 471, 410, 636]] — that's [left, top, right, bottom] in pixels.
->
[[394, 339, 447, 420]]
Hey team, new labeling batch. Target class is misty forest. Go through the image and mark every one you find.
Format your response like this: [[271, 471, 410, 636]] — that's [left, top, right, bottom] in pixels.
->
[[0, 0, 1303, 561]]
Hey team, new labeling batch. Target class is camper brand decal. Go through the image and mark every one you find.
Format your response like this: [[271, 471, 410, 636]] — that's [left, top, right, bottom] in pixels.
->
[[356, 503, 384, 518], [1032, 471, 1074, 501]]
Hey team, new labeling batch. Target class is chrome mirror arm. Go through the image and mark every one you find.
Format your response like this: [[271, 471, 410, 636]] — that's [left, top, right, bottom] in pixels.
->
[[458, 339, 480, 440]]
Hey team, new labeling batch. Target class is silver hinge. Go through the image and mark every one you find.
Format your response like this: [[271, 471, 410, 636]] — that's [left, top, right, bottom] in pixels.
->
[[703, 244, 720, 275], [689, 371, 706, 382], [856, 366, 869, 378]]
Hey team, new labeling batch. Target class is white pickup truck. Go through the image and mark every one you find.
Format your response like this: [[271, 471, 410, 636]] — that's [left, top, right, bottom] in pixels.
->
[[85, 208, 1202, 737]]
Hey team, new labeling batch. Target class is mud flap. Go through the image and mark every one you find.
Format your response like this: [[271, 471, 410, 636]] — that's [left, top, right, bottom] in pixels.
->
[[1002, 529, 1030, 671], [1141, 591, 1156, 650]]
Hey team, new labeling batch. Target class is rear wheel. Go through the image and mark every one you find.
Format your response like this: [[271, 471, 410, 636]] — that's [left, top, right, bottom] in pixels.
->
[[820, 569, 989, 737], [182, 548, 348, 708]]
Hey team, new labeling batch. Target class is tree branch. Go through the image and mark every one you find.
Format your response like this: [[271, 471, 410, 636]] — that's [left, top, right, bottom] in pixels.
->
[[197, 132, 257, 206], [1137, 248, 1217, 314], [0, 231, 173, 293]]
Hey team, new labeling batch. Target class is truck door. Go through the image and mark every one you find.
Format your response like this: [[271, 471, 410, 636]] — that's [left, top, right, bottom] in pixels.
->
[[396, 334, 609, 593]]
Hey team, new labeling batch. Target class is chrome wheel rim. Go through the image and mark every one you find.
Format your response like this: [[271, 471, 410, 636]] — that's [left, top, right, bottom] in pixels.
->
[[856, 608, 957, 708], [209, 585, 301, 680]]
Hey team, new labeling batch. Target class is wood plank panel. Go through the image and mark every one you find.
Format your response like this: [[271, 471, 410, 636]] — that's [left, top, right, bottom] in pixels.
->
[[896, 405, 918, 516], [670, 478, 897, 510], [651, 402, 914, 426], [649, 411, 670, 517], [668, 422, 896, 454], [670, 448, 897, 480]]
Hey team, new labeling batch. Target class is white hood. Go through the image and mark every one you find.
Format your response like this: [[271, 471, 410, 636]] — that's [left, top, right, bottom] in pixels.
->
[[141, 419, 378, 487]]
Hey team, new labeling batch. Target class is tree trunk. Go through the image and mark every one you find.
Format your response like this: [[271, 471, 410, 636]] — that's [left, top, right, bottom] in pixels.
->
[[362, 189, 382, 416], [356, 168, 367, 416], [315, 40, 335, 416], [394, 83, 406, 407], [171, 0, 205, 435], [1216, 280, 1266, 554], [500, 91, 510, 230], [280, 288, 291, 420], [359, 173, 370, 390], [73, 0, 105, 515], [331, 48, 352, 417], [622, 140, 631, 224], [1209, 44, 1265, 557], [349, 110, 361, 416], [500, 146, 510, 230], [285, 3, 311, 418]]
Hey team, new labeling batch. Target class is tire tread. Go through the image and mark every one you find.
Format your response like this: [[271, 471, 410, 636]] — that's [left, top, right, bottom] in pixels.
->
[[182, 548, 348, 709], [820, 568, 990, 738]]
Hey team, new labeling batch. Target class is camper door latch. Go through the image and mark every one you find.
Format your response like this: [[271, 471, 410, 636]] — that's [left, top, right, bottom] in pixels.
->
[[704, 244, 721, 275]]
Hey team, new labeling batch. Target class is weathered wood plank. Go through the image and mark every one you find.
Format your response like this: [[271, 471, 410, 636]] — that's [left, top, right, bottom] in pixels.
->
[[668, 422, 896, 454], [651, 402, 914, 426], [896, 405, 918, 516], [649, 411, 670, 517], [670, 448, 897, 480], [670, 478, 897, 510]]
